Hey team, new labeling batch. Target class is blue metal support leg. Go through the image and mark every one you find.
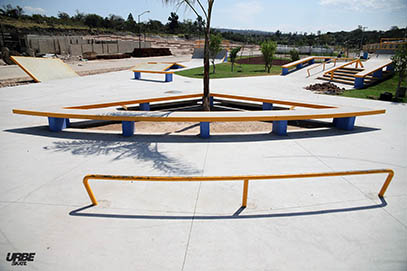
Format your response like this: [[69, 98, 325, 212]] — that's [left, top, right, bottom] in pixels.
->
[[354, 77, 365, 89], [308, 59, 315, 65], [373, 69, 383, 79], [165, 73, 173, 82], [200, 122, 210, 138], [139, 102, 150, 111], [386, 64, 394, 72], [333, 117, 355, 130], [296, 63, 303, 70], [282, 67, 289, 75], [122, 121, 135, 137], [272, 120, 287, 136], [262, 102, 273, 110], [134, 72, 141, 80], [48, 117, 68, 132]]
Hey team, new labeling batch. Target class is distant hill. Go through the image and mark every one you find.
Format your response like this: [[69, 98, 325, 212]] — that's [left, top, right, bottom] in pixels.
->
[[215, 28, 273, 36]]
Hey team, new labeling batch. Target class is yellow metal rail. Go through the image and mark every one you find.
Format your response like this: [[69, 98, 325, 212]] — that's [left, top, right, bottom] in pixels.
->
[[306, 58, 357, 77], [83, 169, 394, 207], [324, 59, 364, 80]]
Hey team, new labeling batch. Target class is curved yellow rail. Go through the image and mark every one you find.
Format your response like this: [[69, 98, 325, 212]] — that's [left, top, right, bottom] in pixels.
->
[[83, 169, 394, 207]]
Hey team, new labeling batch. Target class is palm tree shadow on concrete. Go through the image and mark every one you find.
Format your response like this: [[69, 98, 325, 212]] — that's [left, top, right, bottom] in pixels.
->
[[43, 139, 200, 175]]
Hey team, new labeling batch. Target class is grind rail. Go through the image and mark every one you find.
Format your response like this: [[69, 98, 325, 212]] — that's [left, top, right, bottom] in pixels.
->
[[83, 169, 394, 208]]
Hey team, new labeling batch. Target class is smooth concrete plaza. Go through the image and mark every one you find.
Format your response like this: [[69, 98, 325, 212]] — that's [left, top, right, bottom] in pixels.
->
[[0, 57, 406, 270]]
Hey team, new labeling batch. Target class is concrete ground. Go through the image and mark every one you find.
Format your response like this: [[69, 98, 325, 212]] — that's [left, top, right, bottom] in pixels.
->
[[0, 58, 406, 271]]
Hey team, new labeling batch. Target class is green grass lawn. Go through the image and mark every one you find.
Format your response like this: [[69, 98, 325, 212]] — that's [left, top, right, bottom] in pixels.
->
[[341, 74, 406, 102], [176, 62, 281, 79]]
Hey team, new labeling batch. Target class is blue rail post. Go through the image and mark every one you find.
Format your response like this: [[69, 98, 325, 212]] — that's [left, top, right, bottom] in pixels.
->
[[200, 122, 210, 138], [48, 117, 69, 132], [354, 77, 365, 89], [134, 72, 141, 80], [296, 63, 303, 70], [139, 102, 150, 111], [165, 73, 173, 82], [308, 58, 315, 65], [386, 63, 394, 72], [373, 69, 383, 79], [262, 102, 273, 110], [282, 67, 289, 75], [272, 120, 288, 136], [122, 121, 135, 137], [333, 117, 355, 130]]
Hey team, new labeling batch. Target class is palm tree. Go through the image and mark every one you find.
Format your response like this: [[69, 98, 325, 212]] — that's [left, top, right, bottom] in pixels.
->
[[163, 0, 215, 111]]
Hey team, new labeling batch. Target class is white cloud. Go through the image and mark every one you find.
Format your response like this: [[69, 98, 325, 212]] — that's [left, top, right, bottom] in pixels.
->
[[24, 6, 46, 15], [319, 0, 407, 11]]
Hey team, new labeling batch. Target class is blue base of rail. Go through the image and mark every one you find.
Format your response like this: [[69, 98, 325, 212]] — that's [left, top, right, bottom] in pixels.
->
[[140, 102, 150, 111], [333, 117, 355, 130], [354, 77, 364, 89], [48, 117, 70, 132], [122, 121, 135, 137], [272, 120, 287, 136], [165, 73, 173, 82], [134, 72, 141, 80], [200, 122, 210, 138], [262, 102, 273, 110]]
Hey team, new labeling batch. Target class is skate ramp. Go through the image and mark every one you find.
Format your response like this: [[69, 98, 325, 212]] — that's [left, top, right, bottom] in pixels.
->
[[10, 56, 79, 82]]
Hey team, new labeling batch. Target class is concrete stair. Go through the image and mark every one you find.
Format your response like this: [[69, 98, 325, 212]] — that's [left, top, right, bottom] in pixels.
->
[[316, 67, 389, 86]]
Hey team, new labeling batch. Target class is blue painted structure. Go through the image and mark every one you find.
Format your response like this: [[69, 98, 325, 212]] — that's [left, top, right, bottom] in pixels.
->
[[200, 122, 210, 138], [165, 73, 173, 82], [262, 102, 273, 110], [333, 117, 355, 130], [272, 120, 287, 136], [122, 121, 135, 137], [282, 67, 289, 75], [48, 117, 70, 132], [134, 71, 173, 82], [140, 102, 150, 111], [373, 69, 383, 79], [354, 77, 365, 89]]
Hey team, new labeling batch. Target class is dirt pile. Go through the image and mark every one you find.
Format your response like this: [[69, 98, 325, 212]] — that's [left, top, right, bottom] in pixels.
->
[[305, 82, 346, 95]]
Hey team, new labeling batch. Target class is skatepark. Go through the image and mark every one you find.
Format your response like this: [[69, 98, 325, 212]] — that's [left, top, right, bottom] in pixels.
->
[[0, 54, 406, 270]]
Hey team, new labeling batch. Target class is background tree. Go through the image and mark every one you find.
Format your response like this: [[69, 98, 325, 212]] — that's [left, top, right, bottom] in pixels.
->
[[392, 44, 407, 98], [125, 13, 136, 32], [84, 14, 103, 29], [289, 49, 299, 61], [209, 33, 222, 73], [163, 0, 215, 111], [229, 47, 241, 72], [261, 40, 277, 73], [167, 12, 179, 34]]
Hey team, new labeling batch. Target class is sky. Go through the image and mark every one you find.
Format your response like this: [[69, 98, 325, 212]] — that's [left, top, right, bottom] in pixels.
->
[[1, 0, 406, 33]]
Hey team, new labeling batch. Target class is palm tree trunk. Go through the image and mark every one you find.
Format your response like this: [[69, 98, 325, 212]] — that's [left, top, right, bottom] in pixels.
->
[[202, 2, 213, 111]]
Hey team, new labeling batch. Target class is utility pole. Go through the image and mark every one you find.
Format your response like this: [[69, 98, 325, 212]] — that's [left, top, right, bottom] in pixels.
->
[[138, 10, 150, 49]]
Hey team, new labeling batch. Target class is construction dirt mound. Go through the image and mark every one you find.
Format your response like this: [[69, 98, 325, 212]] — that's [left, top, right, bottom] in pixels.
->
[[305, 82, 346, 95]]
